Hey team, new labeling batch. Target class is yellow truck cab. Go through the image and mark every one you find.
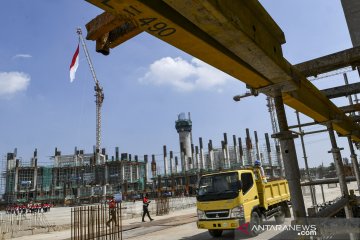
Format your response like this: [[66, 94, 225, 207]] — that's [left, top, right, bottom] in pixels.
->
[[196, 168, 291, 237]]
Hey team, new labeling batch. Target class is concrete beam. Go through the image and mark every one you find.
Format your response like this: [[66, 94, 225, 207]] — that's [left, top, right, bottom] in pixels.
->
[[339, 103, 360, 113], [321, 82, 360, 99], [295, 46, 360, 77], [85, 12, 142, 54], [86, 0, 360, 142]]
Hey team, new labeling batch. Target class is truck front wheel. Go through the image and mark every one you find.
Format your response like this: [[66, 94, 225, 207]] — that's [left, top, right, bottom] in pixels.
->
[[208, 229, 223, 237], [249, 211, 262, 236]]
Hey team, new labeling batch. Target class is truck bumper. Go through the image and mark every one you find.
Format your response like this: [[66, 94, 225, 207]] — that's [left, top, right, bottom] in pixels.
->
[[197, 219, 244, 230]]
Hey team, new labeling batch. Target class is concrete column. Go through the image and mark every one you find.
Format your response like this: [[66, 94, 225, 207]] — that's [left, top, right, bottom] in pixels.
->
[[144, 155, 148, 182], [151, 155, 157, 177], [169, 151, 174, 175], [191, 144, 195, 170], [14, 160, 19, 192], [246, 129, 253, 165], [163, 145, 168, 176], [77, 187, 81, 198], [199, 137, 205, 169], [233, 135, 240, 165], [273, 94, 306, 219], [121, 162, 125, 182], [254, 131, 260, 162], [295, 111, 317, 207], [136, 164, 139, 180], [265, 133, 275, 178], [104, 163, 109, 191], [195, 146, 200, 170], [174, 156, 178, 174], [129, 164, 133, 183], [208, 140, 214, 170], [115, 147, 119, 161], [102, 185, 107, 197], [33, 149, 38, 191], [327, 124, 352, 219], [223, 133, 230, 168], [238, 137, 244, 166], [221, 141, 226, 169], [180, 142, 186, 173], [347, 137, 360, 192]]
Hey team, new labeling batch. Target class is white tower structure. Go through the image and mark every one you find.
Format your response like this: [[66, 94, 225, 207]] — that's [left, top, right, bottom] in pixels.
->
[[175, 113, 192, 172]]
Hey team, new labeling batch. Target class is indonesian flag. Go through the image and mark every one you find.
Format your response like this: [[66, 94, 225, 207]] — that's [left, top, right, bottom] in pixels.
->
[[69, 44, 79, 82]]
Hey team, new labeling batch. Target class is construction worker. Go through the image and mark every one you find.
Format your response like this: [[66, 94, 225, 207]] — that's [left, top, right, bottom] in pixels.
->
[[254, 160, 267, 183], [106, 196, 117, 227], [142, 193, 154, 222]]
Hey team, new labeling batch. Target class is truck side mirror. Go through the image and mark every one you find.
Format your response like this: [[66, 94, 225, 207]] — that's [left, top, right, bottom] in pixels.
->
[[237, 180, 242, 191]]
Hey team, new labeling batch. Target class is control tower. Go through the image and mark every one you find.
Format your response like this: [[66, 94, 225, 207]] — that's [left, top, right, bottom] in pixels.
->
[[175, 112, 192, 172]]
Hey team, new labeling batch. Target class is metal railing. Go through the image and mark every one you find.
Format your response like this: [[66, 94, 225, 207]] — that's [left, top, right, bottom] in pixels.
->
[[71, 203, 123, 240], [0, 212, 52, 235]]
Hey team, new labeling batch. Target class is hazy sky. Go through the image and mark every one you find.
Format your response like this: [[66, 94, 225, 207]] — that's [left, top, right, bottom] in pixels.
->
[[0, 0, 358, 175]]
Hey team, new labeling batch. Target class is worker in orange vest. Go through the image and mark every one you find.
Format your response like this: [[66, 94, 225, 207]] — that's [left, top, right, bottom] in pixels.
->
[[106, 196, 117, 226]]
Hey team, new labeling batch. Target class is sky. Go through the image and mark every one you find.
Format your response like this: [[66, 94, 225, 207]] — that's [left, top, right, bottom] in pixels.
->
[[0, 0, 358, 179]]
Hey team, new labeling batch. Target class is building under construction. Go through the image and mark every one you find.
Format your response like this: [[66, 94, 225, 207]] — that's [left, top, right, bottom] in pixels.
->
[[1, 113, 282, 204]]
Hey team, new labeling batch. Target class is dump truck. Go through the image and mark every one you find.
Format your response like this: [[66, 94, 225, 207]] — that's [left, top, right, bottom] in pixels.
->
[[196, 167, 291, 237]]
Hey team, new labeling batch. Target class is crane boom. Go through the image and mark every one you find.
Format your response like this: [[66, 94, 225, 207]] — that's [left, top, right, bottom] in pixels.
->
[[76, 28, 104, 154]]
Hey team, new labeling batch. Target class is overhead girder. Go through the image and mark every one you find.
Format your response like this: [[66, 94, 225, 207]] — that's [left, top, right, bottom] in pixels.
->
[[295, 45, 360, 77], [321, 82, 360, 99], [85, 0, 360, 141], [339, 103, 360, 113]]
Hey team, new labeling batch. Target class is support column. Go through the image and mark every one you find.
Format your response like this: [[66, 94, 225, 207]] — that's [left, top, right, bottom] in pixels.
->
[[295, 111, 317, 207], [208, 140, 214, 170], [163, 145, 168, 176], [129, 164, 133, 183], [327, 124, 352, 218], [221, 141, 226, 169], [265, 133, 274, 178], [191, 144, 195, 170], [169, 151, 174, 175], [33, 149, 38, 191], [199, 137, 205, 170], [195, 146, 200, 170], [273, 94, 306, 219], [223, 133, 230, 168], [233, 135, 240, 165], [144, 155, 149, 186], [254, 131, 260, 162], [174, 156, 178, 174], [238, 137, 244, 166], [245, 129, 253, 165], [347, 137, 360, 192]]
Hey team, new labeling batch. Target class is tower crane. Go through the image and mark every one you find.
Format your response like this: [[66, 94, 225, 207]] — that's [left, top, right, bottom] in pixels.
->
[[76, 28, 104, 158]]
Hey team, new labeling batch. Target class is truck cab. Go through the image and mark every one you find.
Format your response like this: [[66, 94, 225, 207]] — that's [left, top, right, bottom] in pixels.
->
[[196, 168, 291, 237]]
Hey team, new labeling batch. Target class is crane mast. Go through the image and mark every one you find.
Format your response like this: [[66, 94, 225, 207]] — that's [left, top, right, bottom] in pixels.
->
[[76, 28, 104, 157]]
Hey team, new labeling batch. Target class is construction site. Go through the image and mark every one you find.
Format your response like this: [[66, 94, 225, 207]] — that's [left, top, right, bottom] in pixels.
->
[[2, 0, 360, 239], [1, 111, 283, 204]]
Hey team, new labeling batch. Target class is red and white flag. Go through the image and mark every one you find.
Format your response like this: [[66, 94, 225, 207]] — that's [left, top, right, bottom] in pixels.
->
[[69, 44, 79, 82]]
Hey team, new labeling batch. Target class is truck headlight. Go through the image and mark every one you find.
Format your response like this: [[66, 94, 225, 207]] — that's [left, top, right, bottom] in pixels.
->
[[197, 209, 206, 220], [230, 206, 243, 218]]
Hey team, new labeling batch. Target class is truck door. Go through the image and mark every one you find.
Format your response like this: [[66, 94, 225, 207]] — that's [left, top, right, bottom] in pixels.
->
[[241, 172, 260, 222]]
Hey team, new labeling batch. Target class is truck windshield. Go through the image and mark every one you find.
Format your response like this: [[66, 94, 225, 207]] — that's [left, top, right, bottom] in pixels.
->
[[197, 172, 239, 201]]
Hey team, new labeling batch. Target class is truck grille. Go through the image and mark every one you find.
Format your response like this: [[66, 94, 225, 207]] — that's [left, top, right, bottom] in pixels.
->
[[205, 210, 229, 219]]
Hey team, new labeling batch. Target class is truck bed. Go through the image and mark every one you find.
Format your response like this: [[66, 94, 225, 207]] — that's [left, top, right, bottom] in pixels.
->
[[256, 179, 290, 209]]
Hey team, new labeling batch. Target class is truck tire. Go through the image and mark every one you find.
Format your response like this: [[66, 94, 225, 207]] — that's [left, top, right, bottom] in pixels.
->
[[275, 206, 285, 224], [249, 211, 262, 236], [208, 229, 223, 238]]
